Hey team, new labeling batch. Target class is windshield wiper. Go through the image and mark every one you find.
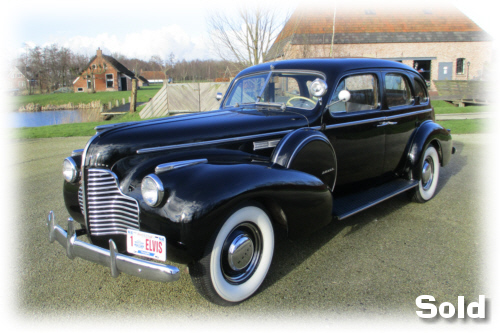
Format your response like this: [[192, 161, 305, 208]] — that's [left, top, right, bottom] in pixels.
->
[[255, 102, 286, 111]]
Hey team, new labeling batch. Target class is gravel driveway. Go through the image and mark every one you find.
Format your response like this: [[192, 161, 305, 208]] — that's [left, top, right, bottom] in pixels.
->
[[5, 134, 490, 329]]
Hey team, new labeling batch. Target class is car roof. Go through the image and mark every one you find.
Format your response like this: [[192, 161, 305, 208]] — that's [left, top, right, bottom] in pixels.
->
[[236, 58, 419, 79]]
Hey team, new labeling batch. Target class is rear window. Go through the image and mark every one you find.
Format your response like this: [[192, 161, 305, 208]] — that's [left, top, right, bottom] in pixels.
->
[[385, 74, 412, 108]]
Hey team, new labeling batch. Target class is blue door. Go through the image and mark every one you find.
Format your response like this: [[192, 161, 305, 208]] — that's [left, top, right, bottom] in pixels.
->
[[438, 62, 453, 80]]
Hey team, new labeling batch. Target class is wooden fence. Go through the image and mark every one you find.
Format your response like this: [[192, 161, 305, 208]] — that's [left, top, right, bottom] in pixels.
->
[[139, 82, 230, 119], [433, 80, 491, 106]]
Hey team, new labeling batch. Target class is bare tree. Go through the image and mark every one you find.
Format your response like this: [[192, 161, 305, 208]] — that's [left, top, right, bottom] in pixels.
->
[[206, 5, 288, 68]]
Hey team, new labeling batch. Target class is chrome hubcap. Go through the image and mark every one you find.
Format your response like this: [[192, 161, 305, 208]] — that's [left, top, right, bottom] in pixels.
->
[[228, 234, 254, 271], [421, 158, 434, 190], [221, 222, 262, 284]]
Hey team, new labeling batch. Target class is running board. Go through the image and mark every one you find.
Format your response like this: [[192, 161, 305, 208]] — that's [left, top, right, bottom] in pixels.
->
[[332, 179, 419, 220]]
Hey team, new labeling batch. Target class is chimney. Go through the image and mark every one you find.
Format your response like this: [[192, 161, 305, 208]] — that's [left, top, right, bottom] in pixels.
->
[[96, 48, 102, 57]]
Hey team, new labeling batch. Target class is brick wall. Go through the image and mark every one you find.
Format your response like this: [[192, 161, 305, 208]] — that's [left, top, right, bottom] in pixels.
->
[[287, 41, 493, 90]]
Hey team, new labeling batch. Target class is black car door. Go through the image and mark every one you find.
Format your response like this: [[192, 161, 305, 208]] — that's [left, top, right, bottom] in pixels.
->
[[381, 71, 433, 176], [322, 72, 385, 190]]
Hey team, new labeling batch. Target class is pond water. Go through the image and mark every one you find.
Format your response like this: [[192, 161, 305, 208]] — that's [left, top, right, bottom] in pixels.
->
[[10, 109, 104, 128]]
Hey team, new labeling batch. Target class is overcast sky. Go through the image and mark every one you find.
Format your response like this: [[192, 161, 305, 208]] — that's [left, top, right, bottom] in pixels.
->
[[2, 0, 498, 65]]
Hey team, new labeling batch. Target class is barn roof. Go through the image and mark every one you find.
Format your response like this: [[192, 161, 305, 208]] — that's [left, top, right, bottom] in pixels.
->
[[266, 1, 492, 61]]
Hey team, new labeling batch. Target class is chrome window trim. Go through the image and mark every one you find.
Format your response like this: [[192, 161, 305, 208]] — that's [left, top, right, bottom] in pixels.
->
[[137, 130, 293, 154], [155, 159, 208, 174], [223, 70, 326, 109]]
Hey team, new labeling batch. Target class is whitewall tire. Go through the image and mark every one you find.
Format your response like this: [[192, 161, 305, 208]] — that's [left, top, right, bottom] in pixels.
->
[[412, 145, 440, 202], [189, 205, 274, 305]]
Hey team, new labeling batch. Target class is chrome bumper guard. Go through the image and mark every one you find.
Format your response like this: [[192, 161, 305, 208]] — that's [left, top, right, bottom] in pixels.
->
[[46, 211, 180, 283]]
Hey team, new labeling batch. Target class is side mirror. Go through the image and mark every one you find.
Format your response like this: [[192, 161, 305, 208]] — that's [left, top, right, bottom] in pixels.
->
[[338, 90, 351, 102], [326, 89, 351, 113], [216, 92, 223, 101]]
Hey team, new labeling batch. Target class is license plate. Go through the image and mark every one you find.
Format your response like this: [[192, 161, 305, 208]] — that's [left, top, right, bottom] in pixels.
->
[[127, 229, 166, 261]]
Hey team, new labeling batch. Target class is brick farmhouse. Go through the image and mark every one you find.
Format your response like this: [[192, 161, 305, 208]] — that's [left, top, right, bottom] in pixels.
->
[[73, 49, 142, 92], [265, 2, 493, 91]]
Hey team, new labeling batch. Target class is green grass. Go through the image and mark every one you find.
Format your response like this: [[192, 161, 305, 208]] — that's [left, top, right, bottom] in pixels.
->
[[14, 112, 147, 139], [432, 100, 489, 114], [436, 119, 488, 134], [14, 85, 162, 109]]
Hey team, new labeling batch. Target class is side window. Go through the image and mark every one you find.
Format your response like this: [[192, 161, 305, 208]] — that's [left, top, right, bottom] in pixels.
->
[[385, 74, 412, 107], [328, 74, 378, 113], [414, 78, 429, 104]]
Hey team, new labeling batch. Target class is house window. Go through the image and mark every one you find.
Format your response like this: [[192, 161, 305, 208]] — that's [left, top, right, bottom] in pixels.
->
[[456, 58, 466, 75], [106, 74, 114, 88], [77, 87, 83, 92], [87, 80, 92, 89]]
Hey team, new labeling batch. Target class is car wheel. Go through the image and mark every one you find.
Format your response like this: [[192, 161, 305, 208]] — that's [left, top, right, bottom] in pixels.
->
[[411, 145, 440, 202], [188, 205, 274, 305]]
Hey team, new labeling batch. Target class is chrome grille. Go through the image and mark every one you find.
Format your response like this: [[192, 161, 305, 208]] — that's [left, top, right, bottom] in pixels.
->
[[78, 186, 84, 214], [85, 169, 140, 236]]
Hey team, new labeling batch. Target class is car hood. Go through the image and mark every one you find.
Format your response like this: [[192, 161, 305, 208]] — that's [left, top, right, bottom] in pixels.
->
[[84, 107, 311, 167]]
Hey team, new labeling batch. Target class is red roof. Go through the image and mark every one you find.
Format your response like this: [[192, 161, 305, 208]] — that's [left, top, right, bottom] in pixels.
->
[[140, 71, 167, 80], [275, 2, 485, 42]]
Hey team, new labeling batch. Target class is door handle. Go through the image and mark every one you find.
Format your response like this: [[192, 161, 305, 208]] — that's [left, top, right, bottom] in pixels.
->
[[377, 121, 397, 127]]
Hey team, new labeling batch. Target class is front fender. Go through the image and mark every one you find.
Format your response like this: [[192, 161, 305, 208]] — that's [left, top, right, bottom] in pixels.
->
[[141, 162, 332, 262]]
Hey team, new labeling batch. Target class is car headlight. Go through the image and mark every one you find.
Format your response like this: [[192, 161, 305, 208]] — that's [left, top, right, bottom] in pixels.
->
[[63, 157, 79, 183], [141, 174, 165, 207]]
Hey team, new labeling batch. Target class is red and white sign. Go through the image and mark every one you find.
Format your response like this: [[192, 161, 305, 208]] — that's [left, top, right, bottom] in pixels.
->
[[127, 229, 166, 261]]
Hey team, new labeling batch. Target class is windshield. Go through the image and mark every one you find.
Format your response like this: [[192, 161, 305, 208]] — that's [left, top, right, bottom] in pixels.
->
[[223, 71, 324, 110]]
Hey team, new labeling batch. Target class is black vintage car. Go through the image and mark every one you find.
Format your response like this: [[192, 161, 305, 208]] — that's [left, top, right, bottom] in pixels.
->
[[48, 58, 454, 305]]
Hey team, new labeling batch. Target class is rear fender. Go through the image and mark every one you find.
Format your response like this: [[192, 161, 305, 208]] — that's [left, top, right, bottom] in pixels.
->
[[406, 120, 453, 179]]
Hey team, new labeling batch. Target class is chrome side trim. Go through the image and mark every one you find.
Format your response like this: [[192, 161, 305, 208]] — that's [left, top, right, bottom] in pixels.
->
[[253, 139, 280, 151], [322, 116, 386, 130], [316, 109, 432, 131], [155, 159, 208, 174], [47, 211, 180, 283], [385, 109, 432, 120], [137, 130, 293, 154]]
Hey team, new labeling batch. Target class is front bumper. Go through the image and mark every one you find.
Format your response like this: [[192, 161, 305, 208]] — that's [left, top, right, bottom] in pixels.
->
[[46, 211, 180, 283]]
